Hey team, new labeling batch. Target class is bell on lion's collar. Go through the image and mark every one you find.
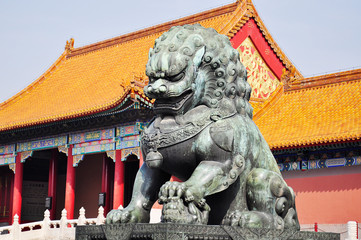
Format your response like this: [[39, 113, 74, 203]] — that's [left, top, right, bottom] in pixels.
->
[[145, 150, 163, 168]]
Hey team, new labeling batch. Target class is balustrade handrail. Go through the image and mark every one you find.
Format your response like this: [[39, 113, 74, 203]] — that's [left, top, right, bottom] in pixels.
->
[[0, 206, 106, 240], [0, 207, 358, 240]]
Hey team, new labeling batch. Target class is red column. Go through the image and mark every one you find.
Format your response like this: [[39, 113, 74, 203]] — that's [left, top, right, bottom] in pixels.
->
[[8, 173, 14, 225], [113, 150, 124, 209], [65, 145, 75, 219], [139, 150, 144, 168], [101, 154, 110, 214], [12, 154, 23, 223], [48, 149, 57, 220]]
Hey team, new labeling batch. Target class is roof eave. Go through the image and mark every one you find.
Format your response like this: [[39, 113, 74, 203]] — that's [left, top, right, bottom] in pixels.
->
[[220, 0, 302, 79]]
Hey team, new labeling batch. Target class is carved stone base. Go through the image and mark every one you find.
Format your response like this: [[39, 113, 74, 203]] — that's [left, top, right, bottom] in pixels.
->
[[76, 223, 339, 240]]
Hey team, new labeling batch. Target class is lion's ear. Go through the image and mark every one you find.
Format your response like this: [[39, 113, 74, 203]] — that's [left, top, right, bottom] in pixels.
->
[[193, 46, 205, 68], [148, 48, 154, 58]]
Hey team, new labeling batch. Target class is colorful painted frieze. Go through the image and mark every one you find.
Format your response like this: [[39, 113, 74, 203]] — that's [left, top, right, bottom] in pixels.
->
[[278, 161, 301, 172], [72, 139, 115, 155], [73, 154, 85, 167], [116, 135, 140, 150], [135, 122, 148, 132], [117, 125, 139, 137], [308, 157, 353, 169], [0, 154, 16, 166], [0, 144, 15, 155], [121, 147, 141, 161], [279, 156, 361, 172], [18, 136, 67, 152], [69, 128, 114, 144]]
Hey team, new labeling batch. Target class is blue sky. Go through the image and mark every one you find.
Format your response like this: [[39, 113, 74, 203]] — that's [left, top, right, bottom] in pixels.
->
[[0, 0, 360, 103]]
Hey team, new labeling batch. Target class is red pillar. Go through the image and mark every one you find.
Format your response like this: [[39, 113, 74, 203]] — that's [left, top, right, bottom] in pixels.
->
[[139, 150, 144, 168], [48, 149, 57, 220], [65, 145, 75, 219], [101, 154, 110, 214], [8, 173, 14, 224], [113, 150, 124, 209], [12, 154, 23, 223]]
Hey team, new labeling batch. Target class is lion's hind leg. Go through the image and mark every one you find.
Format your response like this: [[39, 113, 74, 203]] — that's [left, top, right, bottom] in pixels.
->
[[223, 168, 299, 229], [246, 168, 299, 229]]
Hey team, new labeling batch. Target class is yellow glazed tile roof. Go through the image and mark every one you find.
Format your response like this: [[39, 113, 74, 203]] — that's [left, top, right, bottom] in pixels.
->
[[254, 69, 361, 149], [0, 3, 236, 132], [0, 0, 300, 132]]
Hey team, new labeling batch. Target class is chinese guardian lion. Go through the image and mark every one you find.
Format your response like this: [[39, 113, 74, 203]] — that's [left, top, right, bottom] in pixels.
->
[[107, 24, 299, 230]]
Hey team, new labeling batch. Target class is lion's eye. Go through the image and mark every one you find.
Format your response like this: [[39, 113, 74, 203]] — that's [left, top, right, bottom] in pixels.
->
[[149, 77, 158, 83], [169, 72, 185, 82]]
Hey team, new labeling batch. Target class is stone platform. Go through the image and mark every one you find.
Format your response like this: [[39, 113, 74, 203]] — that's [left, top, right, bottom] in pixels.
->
[[76, 223, 340, 240]]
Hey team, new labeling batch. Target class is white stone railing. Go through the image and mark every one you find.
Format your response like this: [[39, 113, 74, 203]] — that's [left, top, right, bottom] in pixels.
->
[[301, 221, 359, 240], [0, 206, 105, 240], [0, 207, 358, 240]]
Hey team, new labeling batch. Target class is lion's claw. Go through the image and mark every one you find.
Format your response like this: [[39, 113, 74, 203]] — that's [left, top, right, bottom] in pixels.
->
[[159, 181, 186, 202], [106, 206, 150, 224], [184, 189, 195, 202], [106, 209, 128, 224]]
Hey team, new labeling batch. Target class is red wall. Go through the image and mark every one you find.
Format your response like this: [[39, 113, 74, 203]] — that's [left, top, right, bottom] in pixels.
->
[[283, 165, 361, 224]]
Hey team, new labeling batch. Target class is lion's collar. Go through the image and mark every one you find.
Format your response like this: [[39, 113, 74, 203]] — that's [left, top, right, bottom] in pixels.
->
[[142, 102, 237, 149]]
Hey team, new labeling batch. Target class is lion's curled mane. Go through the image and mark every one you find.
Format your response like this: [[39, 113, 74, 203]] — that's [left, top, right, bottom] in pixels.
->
[[146, 24, 253, 118]]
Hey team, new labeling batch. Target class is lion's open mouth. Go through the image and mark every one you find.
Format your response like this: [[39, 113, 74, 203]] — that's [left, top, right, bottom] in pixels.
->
[[154, 89, 193, 115]]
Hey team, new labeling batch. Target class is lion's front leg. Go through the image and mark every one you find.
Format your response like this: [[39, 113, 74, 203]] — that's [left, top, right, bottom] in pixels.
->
[[106, 163, 170, 224], [158, 158, 244, 224]]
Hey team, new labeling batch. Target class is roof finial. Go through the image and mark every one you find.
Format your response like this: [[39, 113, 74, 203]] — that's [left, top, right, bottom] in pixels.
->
[[237, 0, 252, 5], [65, 38, 74, 52], [281, 66, 296, 90]]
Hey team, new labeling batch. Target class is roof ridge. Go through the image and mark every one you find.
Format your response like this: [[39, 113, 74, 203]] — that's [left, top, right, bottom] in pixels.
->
[[219, 0, 250, 35], [288, 68, 361, 91], [220, 0, 302, 79], [253, 15, 303, 78], [0, 51, 67, 109], [67, 2, 237, 58]]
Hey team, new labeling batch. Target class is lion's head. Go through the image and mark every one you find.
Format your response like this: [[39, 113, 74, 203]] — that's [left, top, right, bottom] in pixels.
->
[[145, 24, 253, 118]]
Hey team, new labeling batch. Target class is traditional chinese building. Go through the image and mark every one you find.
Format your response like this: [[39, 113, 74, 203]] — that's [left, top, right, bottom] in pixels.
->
[[0, 0, 360, 228]]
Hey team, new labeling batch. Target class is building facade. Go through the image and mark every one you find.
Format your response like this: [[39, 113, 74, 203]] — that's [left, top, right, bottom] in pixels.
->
[[0, 0, 360, 227]]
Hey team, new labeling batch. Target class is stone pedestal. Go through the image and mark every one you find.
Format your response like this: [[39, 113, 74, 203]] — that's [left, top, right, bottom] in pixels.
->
[[76, 223, 340, 240]]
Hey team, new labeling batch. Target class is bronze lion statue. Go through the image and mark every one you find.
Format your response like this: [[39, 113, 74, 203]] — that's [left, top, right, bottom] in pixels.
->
[[107, 24, 299, 230]]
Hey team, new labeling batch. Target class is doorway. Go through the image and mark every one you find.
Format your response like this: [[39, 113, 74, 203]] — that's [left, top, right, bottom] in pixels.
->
[[124, 155, 139, 207], [0, 166, 13, 225]]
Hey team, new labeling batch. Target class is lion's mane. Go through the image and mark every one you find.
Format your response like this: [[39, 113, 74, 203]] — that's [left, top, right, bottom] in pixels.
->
[[146, 24, 254, 119]]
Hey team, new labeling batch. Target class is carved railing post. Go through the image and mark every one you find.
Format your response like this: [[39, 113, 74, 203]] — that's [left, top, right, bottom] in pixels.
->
[[43, 209, 51, 239], [346, 221, 358, 240], [11, 214, 20, 240], [60, 208, 67, 238], [78, 207, 86, 226], [96, 206, 105, 225]]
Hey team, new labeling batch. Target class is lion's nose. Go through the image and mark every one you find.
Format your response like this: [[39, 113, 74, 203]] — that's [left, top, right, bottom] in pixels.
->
[[159, 85, 167, 93], [146, 84, 167, 95]]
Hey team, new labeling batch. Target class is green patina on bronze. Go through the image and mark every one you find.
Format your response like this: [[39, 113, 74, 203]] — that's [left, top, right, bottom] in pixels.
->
[[106, 24, 299, 230]]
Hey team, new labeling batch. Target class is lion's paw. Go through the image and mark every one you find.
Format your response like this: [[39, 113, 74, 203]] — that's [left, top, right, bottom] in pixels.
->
[[161, 196, 209, 225], [158, 181, 210, 224], [158, 181, 195, 203], [106, 206, 149, 224]]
